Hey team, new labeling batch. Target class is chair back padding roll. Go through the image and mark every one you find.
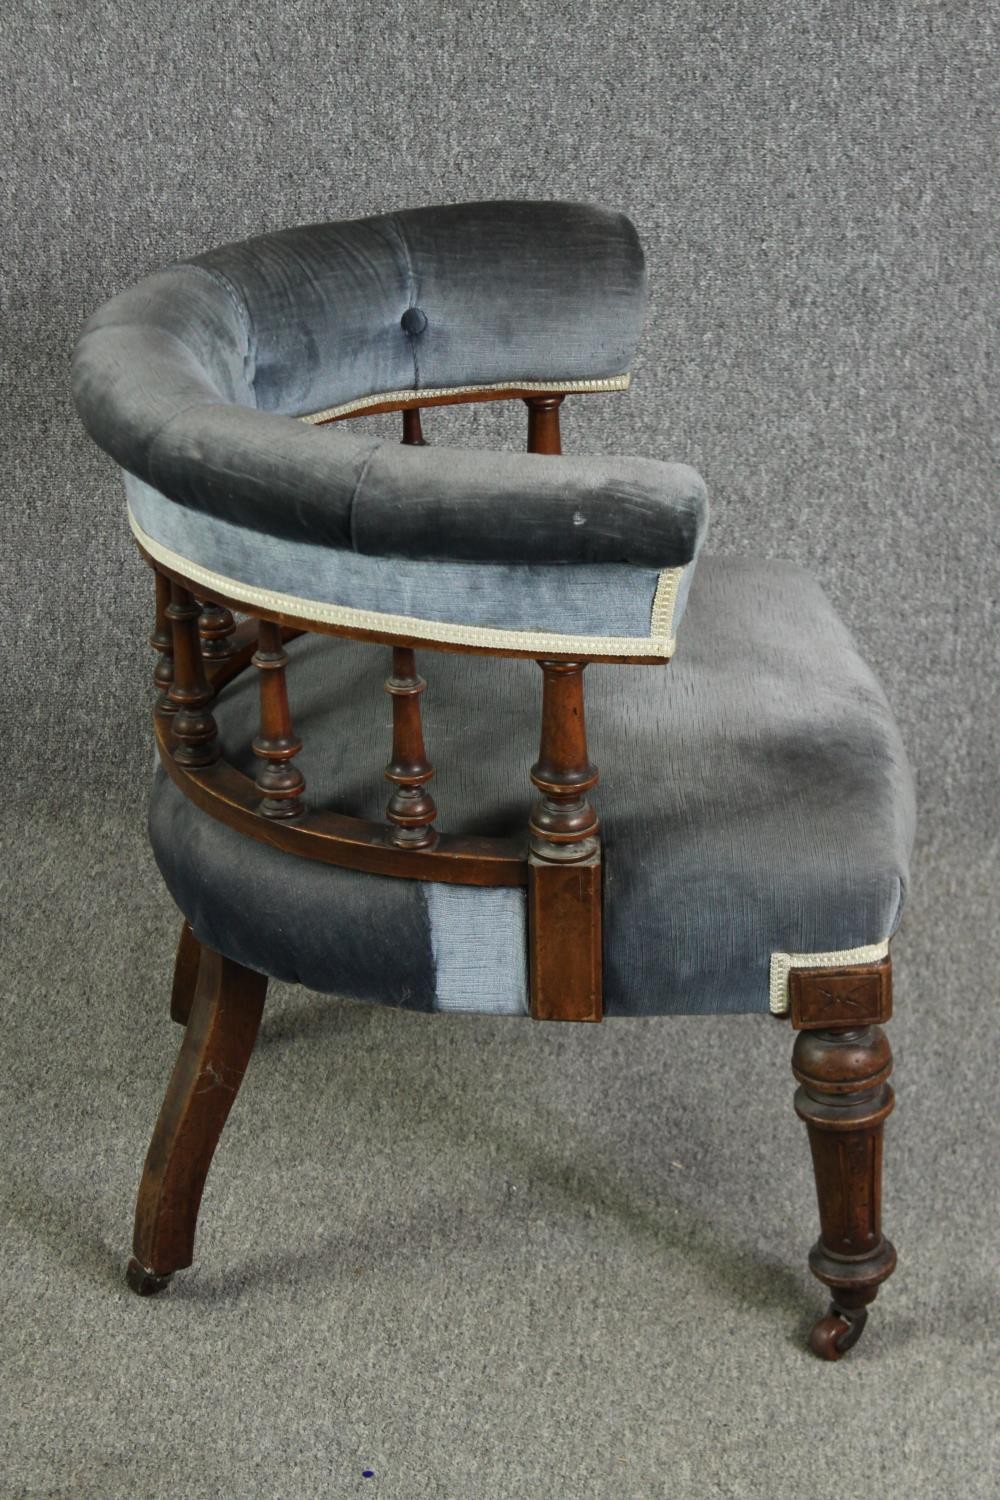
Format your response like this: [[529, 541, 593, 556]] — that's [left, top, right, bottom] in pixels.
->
[[74, 199, 645, 438], [73, 201, 708, 652], [197, 199, 648, 416]]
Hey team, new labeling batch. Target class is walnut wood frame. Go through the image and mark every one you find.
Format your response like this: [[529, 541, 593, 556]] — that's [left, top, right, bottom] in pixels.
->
[[128, 385, 899, 1359], [788, 955, 896, 1359]]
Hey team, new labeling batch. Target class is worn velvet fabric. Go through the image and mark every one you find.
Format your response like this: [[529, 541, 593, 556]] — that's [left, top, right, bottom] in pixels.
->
[[71, 201, 708, 575], [123, 472, 692, 648], [149, 556, 916, 1016]]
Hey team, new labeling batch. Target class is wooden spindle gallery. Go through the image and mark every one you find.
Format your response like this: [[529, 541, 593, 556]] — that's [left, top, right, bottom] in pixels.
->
[[166, 582, 218, 767], [150, 568, 176, 716], [251, 620, 305, 819], [384, 647, 437, 849], [197, 600, 237, 661]]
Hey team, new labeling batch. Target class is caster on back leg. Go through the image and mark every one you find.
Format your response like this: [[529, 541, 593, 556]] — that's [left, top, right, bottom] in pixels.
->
[[808, 1301, 868, 1360], [126, 1256, 174, 1297]]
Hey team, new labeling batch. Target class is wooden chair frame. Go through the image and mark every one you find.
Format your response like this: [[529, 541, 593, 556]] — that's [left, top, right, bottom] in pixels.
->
[[129, 388, 897, 1360]]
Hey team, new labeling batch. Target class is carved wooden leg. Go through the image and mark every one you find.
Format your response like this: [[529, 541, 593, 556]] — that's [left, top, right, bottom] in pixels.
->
[[127, 946, 267, 1295], [792, 1008, 896, 1358], [170, 921, 202, 1026]]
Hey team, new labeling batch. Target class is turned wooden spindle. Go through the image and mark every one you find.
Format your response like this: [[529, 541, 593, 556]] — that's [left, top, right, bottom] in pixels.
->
[[384, 647, 437, 848], [251, 620, 305, 819], [529, 662, 599, 859], [150, 568, 176, 716], [791, 966, 897, 1359], [528, 661, 602, 1022], [524, 393, 564, 454], [197, 599, 237, 661], [402, 407, 427, 446], [167, 582, 219, 766]]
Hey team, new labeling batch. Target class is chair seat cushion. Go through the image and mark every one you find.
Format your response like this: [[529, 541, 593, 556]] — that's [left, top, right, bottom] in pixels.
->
[[149, 556, 915, 1017]]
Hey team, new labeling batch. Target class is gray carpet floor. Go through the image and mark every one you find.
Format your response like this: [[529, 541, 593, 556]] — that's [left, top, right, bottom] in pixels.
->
[[2, 800, 997, 1499]]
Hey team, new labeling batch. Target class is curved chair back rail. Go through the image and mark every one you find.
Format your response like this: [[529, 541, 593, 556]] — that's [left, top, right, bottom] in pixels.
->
[[135, 536, 678, 665], [73, 200, 708, 662]]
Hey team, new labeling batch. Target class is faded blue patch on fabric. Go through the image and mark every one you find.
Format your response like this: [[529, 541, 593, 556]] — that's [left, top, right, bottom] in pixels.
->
[[125, 473, 665, 640], [426, 885, 529, 1015]]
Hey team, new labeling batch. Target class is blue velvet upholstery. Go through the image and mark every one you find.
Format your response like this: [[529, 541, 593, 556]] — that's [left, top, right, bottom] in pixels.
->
[[73, 201, 708, 655], [123, 472, 694, 653], [149, 557, 915, 1017], [71, 202, 700, 572], [189, 202, 647, 416]]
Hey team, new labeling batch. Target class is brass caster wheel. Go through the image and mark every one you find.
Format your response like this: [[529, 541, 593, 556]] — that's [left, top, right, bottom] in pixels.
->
[[126, 1256, 174, 1297], [808, 1302, 868, 1360]]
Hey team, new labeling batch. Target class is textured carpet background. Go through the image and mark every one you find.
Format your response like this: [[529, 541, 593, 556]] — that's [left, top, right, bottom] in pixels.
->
[[1, 3, 997, 1497]]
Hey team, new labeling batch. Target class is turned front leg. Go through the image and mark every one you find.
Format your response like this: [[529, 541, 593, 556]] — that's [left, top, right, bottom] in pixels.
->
[[792, 1004, 896, 1358]]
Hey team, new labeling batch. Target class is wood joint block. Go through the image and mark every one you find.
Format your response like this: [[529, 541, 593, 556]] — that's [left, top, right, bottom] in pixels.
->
[[528, 850, 602, 1022], [789, 956, 892, 1031]]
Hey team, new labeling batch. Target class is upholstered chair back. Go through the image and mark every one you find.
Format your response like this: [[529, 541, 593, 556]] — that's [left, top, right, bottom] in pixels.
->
[[73, 199, 644, 452], [72, 201, 707, 662]]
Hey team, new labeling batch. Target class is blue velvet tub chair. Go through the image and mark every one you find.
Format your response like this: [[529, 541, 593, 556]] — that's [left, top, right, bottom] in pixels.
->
[[72, 200, 914, 1359]]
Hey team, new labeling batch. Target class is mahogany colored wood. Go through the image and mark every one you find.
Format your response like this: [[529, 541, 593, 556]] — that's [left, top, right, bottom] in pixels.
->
[[170, 921, 202, 1026], [136, 536, 669, 665], [529, 662, 600, 851], [201, 622, 304, 694], [127, 946, 268, 1293], [792, 982, 897, 1359], [402, 407, 427, 445], [524, 393, 564, 455], [166, 582, 219, 767], [790, 957, 892, 1030], [529, 855, 602, 1022], [251, 620, 305, 819], [197, 599, 237, 661], [150, 568, 176, 716], [384, 648, 437, 848], [155, 713, 526, 886], [528, 661, 602, 1021]]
